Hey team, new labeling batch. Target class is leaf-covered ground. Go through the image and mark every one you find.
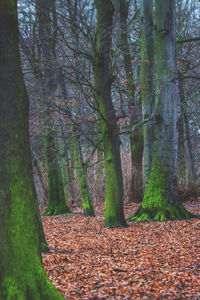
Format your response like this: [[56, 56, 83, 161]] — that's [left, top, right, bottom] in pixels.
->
[[42, 201, 200, 299]]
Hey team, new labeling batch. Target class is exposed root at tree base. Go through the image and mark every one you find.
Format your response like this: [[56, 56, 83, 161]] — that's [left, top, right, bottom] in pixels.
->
[[127, 204, 199, 222], [0, 270, 65, 300], [83, 210, 95, 217], [105, 219, 128, 228], [43, 208, 72, 216], [41, 241, 50, 253]]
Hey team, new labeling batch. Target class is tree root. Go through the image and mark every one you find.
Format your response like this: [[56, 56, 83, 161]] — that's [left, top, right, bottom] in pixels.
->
[[127, 203, 199, 222]]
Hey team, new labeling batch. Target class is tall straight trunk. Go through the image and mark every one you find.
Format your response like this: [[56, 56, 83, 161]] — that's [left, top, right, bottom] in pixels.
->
[[71, 131, 95, 216], [128, 0, 195, 222], [37, 0, 70, 215], [45, 135, 71, 215], [57, 68, 93, 210], [94, 0, 127, 227], [140, 0, 154, 188], [0, 1, 64, 298], [64, 147, 76, 205], [119, 0, 144, 203]]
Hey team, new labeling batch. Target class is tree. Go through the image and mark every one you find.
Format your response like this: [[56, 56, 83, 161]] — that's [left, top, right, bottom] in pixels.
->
[[119, 0, 144, 203], [140, 0, 154, 188], [94, 0, 127, 227], [128, 0, 196, 222], [0, 1, 64, 298], [37, 0, 71, 215], [71, 129, 95, 216]]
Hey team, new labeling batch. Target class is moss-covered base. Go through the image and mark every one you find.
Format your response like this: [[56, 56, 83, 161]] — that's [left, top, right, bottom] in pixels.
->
[[0, 267, 64, 300], [41, 240, 50, 253], [44, 207, 72, 216], [83, 207, 95, 217], [127, 203, 198, 222], [105, 217, 128, 228]]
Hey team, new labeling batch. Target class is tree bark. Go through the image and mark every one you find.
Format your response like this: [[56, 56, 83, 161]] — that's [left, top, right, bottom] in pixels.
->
[[128, 0, 196, 222], [140, 0, 154, 188], [119, 0, 144, 203], [71, 131, 95, 216], [37, 0, 70, 215], [94, 0, 127, 227], [0, 1, 64, 298]]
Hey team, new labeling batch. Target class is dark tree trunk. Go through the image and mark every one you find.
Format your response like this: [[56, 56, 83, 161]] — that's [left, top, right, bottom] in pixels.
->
[[37, 0, 70, 215], [140, 0, 154, 188], [119, 0, 143, 202], [71, 131, 95, 216], [94, 0, 127, 227], [119, 0, 144, 203], [0, 1, 64, 298]]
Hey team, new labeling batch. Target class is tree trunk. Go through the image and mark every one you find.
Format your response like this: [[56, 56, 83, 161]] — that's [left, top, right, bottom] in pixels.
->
[[0, 1, 64, 298], [96, 141, 104, 200], [119, 0, 144, 203], [140, 0, 154, 188], [44, 135, 71, 215], [64, 146, 76, 205], [94, 0, 127, 227], [72, 132, 95, 216], [128, 0, 195, 222], [33, 157, 48, 206], [37, 0, 70, 215]]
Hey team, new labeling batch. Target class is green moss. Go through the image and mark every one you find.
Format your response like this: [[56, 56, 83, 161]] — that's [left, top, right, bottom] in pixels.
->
[[93, 0, 127, 228], [105, 215, 128, 228], [0, 2, 65, 297], [72, 136, 95, 217], [1, 156, 64, 300], [44, 208, 72, 216], [1, 264, 65, 300], [128, 163, 198, 222], [103, 131, 128, 228]]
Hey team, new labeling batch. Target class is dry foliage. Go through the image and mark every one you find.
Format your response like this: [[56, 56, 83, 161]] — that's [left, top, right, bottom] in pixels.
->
[[42, 202, 200, 299]]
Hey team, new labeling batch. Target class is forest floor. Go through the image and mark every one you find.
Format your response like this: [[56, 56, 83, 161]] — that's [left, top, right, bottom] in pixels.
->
[[41, 201, 200, 299]]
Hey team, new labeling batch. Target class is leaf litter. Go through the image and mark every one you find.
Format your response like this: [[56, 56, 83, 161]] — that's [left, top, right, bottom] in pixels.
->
[[42, 201, 200, 299]]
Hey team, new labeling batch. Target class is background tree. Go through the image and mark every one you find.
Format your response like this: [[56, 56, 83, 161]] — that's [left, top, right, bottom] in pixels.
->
[[94, 0, 127, 227], [140, 0, 154, 188], [36, 0, 71, 215], [118, 0, 144, 203], [129, 0, 197, 222]]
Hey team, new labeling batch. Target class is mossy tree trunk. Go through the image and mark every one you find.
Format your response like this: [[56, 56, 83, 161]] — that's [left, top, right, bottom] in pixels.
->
[[128, 0, 196, 222], [0, 1, 64, 298], [94, 0, 127, 227], [72, 131, 95, 216], [37, 0, 70, 215], [119, 0, 144, 203]]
